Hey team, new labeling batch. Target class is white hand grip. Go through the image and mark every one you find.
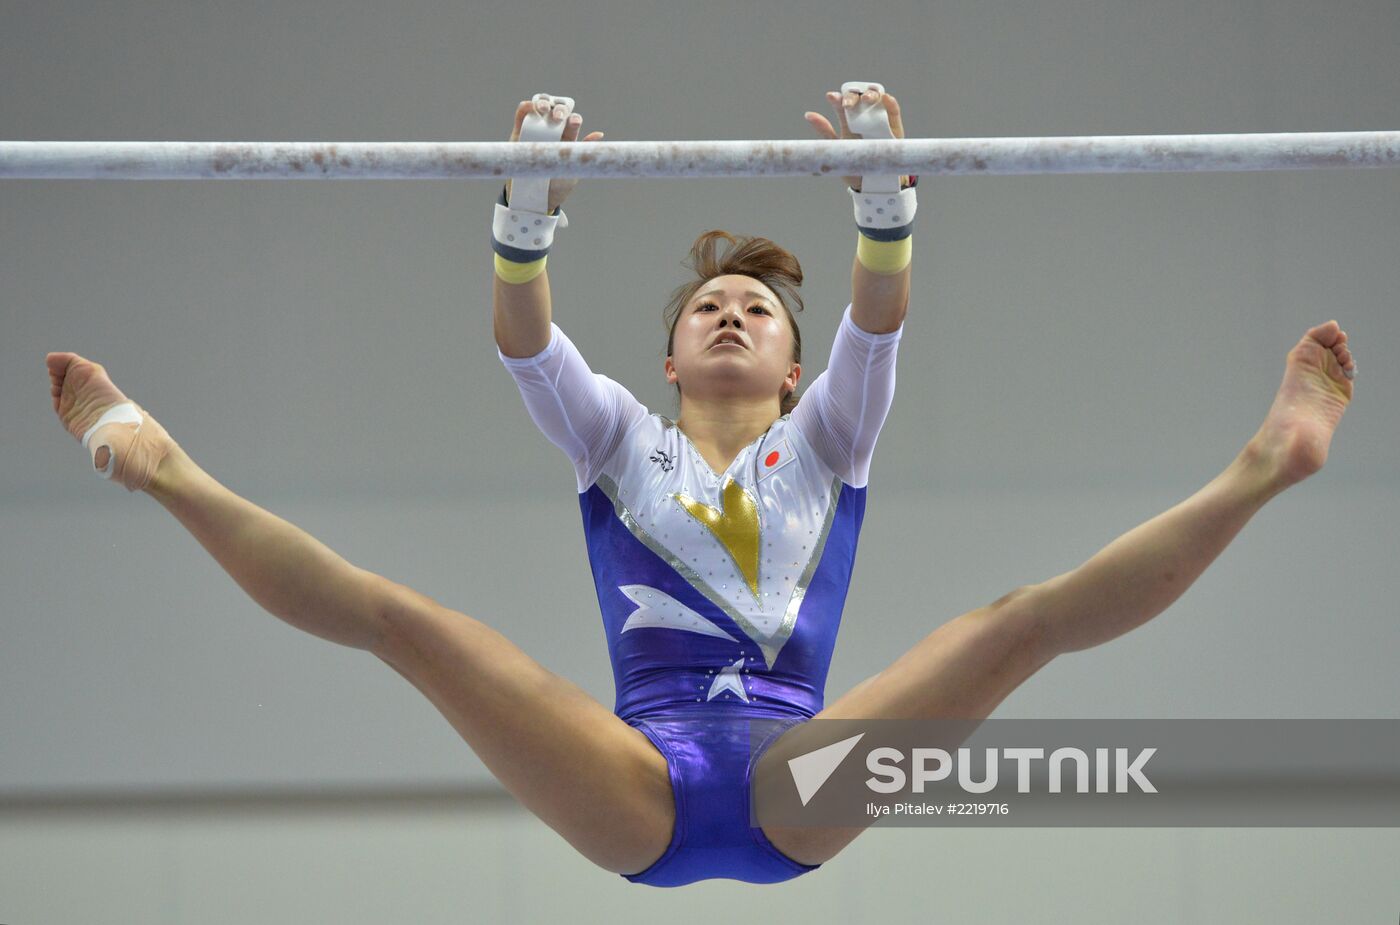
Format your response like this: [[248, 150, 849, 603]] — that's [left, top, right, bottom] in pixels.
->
[[840, 81, 900, 193], [512, 93, 575, 214]]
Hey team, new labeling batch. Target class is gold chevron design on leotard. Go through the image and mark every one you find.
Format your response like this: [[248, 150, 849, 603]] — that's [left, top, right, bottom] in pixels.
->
[[674, 476, 760, 600]]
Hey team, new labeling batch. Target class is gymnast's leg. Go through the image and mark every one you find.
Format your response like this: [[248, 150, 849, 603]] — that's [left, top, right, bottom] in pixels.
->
[[44, 352, 674, 875], [761, 320, 1357, 865]]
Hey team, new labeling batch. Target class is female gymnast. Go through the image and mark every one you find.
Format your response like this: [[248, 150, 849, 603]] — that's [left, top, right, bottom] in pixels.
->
[[45, 87, 1357, 888]]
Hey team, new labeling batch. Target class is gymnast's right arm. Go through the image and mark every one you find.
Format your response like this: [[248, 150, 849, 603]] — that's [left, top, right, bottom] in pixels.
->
[[493, 253, 552, 358], [492, 98, 646, 491], [492, 97, 603, 358]]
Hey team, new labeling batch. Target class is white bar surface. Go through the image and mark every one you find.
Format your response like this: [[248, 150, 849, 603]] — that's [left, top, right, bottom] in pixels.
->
[[1, 133, 1397, 179]]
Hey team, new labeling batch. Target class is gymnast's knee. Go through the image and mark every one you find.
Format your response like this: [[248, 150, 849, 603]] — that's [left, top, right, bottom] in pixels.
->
[[371, 580, 489, 668], [986, 584, 1058, 667]]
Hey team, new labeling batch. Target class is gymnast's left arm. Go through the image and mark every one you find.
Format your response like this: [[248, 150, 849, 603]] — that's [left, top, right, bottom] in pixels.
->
[[804, 87, 914, 335], [849, 233, 912, 335]]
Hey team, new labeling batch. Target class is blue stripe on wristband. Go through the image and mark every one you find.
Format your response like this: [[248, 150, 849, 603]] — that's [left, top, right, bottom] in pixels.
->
[[492, 235, 552, 263], [856, 221, 914, 242]]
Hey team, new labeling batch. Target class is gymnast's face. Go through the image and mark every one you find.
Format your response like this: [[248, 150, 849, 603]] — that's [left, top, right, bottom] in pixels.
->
[[665, 275, 801, 413]]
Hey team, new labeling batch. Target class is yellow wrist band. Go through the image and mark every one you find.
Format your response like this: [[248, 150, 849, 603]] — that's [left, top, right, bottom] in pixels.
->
[[855, 233, 912, 275], [494, 252, 548, 285]]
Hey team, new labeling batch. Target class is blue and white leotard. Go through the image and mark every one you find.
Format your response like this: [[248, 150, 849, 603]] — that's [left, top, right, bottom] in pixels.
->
[[499, 303, 902, 886]]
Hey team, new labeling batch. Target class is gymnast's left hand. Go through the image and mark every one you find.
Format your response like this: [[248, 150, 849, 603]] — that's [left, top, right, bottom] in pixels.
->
[[505, 98, 607, 213], [803, 87, 909, 192]]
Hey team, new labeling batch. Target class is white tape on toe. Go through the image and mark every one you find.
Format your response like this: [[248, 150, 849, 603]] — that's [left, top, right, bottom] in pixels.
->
[[80, 401, 142, 479]]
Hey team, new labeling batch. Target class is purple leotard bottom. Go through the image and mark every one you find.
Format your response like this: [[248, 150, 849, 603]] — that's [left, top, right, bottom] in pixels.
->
[[620, 703, 821, 887]]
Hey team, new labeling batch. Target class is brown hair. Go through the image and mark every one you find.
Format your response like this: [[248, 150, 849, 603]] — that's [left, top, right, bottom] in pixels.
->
[[663, 230, 805, 415]]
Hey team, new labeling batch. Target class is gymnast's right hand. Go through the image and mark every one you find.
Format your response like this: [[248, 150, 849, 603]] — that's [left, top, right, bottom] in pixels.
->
[[505, 98, 605, 214]]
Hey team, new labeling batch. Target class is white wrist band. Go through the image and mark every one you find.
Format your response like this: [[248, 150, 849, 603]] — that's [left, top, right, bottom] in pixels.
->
[[850, 185, 917, 239], [493, 199, 567, 259]]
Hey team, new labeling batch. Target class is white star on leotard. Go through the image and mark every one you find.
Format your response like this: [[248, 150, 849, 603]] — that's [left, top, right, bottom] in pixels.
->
[[706, 657, 749, 702]]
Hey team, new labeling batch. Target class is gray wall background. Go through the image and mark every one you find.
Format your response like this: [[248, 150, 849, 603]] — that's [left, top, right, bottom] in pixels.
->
[[2, 0, 1397, 921]]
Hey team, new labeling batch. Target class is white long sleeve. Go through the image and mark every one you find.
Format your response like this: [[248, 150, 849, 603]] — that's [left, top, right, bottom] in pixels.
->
[[497, 324, 649, 492], [500, 304, 901, 492], [788, 303, 903, 488]]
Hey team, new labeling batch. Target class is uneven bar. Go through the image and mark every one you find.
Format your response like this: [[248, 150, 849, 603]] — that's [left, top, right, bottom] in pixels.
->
[[1, 133, 1398, 179]]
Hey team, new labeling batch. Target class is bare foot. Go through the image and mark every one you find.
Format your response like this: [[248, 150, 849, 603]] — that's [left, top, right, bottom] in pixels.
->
[[46, 351, 176, 492], [1246, 321, 1356, 489]]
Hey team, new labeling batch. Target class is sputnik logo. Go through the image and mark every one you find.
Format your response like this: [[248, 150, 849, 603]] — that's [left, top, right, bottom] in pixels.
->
[[787, 733, 866, 806]]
